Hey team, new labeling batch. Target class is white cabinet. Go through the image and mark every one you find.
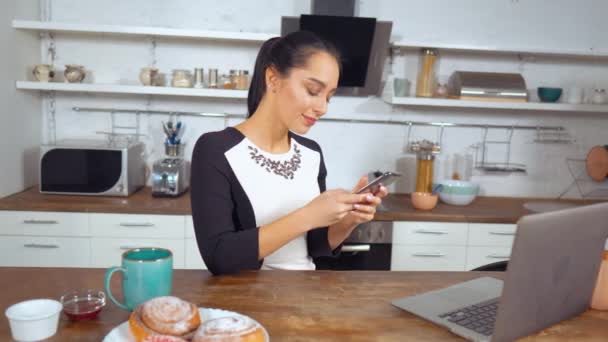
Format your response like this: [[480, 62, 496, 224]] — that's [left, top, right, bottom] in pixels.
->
[[90, 237, 184, 268], [184, 216, 207, 270], [0, 211, 89, 236], [391, 221, 516, 271], [0, 236, 90, 267], [90, 213, 185, 239]]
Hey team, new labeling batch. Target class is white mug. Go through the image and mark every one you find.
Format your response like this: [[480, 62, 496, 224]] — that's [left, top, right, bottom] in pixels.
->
[[566, 86, 584, 104]]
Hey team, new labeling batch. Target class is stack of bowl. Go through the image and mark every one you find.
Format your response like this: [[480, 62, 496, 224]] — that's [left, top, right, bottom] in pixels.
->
[[436, 180, 479, 206]]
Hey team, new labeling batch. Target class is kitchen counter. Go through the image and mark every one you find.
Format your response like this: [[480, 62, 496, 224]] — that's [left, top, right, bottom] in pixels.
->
[[0, 187, 602, 223], [1, 268, 606, 341]]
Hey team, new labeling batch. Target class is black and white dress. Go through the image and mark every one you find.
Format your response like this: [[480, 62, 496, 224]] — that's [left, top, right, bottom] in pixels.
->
[[190, 127, 338, 275]]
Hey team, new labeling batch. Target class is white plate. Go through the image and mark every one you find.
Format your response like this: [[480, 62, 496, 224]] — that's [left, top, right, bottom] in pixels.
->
[[103, 307, 269, 341]]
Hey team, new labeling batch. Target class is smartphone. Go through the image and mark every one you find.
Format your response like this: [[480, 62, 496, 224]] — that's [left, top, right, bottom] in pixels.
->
[[354, 171, 402, 194]]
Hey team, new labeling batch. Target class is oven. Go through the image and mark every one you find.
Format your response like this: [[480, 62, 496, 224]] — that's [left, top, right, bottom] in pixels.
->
[[314, 221, 392, 270]]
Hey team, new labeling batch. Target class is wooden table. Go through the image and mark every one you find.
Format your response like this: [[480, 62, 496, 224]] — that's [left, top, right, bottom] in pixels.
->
[[1, 269, 607, 341]]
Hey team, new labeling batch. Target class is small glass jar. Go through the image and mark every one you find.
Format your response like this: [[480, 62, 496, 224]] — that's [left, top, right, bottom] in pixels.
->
[[415, 48, 438, 98], [416, 154, 435, 193], [208, 68, 219, 89], [236, 70, 249, 90], [221, 71, 237, 89], [171, 69, 193, 88]]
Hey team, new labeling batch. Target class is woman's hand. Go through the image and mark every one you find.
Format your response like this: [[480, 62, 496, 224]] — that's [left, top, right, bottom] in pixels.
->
[[302, 189, 369, 229], [347, 175, 389, 225]]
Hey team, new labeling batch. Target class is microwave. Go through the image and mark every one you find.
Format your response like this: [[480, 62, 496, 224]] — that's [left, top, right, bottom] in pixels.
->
[[40, 140, 146, 196]]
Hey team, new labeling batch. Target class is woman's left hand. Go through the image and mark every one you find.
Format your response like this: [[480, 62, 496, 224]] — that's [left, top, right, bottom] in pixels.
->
[[346, 175, 389, 225]]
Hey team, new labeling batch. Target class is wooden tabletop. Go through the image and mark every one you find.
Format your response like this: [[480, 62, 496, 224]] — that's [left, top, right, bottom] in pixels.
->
[[1, 268, 607, 341], [0, 187, 602, 223]]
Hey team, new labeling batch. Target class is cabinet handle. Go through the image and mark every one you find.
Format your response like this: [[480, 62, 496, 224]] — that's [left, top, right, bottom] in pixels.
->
[[487, 254, 510, 259], [412, 252, 445, 257], [414, 229, 448, 235], [341, 244, 371, 253], [23, 243, 59, 249], [119, 223, 155, 227], [489, 231, 515, 236], [23, 220, 58, 225], [119, 245, 142, 250]]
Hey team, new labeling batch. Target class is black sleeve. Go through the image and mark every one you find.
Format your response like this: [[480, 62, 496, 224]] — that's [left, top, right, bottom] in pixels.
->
[[306, 143, 341, 258], [190, 134, 263, 275]]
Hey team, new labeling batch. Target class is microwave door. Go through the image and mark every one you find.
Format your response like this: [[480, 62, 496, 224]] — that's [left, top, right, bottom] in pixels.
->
[[40, 149, 122, 194]]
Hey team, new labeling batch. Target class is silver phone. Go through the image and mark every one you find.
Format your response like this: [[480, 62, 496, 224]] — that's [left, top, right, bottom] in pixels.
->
[[355, 171, 401, 194]]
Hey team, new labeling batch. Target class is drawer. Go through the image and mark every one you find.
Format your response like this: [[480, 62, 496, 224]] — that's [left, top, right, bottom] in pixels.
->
[[186, 215, 195, 238], [90, 213, 185, 239], [185, 238, 207, 270], [393, 221, 468, 245], [391, 245, 466, 271], [468, 224, 516, 247], [0, 236, 90, 267], [90, 238, 185, 268], [0, 211, 89, 236], [466, 246, 511, 271]]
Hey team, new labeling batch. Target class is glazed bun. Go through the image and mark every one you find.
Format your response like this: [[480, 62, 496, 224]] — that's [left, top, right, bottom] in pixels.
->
[[193, 316, 266, 342], [129, 296, 201, 342], [142, 335, 188, 342]]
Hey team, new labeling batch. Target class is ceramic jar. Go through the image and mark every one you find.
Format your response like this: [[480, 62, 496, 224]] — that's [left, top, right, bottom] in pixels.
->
[[591, 88, 607, 105], [33, 64, 54, 82], [139, 67, 159, 86], [64, 65, 86, 83]]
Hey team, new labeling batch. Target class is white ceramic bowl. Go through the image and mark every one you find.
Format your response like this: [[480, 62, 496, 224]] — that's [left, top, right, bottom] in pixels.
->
[[5, 299, 62, 342], [437, 180, 479, 206]]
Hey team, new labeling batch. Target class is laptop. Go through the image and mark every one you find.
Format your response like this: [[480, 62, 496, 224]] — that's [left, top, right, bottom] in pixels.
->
[[392, 202, 608, 342]]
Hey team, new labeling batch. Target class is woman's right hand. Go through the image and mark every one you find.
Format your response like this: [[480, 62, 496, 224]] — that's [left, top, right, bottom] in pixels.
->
[[301, 189, 368, 229]]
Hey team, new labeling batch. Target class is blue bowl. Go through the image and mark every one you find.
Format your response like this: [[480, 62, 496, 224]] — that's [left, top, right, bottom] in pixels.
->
[[537, 87, 562, 102]]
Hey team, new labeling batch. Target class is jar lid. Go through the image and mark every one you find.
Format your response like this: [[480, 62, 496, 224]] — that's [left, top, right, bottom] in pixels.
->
[[421, 48, 437, 55]]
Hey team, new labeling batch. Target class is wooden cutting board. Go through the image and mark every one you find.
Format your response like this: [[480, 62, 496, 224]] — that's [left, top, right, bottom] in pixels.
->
[[586, 145, 608, 182]]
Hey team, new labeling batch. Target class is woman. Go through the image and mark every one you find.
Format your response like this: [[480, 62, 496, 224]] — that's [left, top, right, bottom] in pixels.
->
[[191, 31, 388, 275]]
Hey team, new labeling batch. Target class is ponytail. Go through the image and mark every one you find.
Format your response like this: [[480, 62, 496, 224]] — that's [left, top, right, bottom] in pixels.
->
[[246, 31, 341, 117]]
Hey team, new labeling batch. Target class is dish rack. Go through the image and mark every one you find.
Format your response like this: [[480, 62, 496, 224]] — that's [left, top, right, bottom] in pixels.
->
[[474, 127, 527, 173], [559, 158, 608, 199]]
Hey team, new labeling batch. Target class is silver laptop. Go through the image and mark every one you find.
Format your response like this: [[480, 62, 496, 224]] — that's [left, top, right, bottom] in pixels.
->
[[392, 202, 608, 342]]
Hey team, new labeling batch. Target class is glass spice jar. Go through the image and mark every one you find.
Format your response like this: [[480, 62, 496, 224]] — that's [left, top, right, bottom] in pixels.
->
[[236, 70, 249, 90]]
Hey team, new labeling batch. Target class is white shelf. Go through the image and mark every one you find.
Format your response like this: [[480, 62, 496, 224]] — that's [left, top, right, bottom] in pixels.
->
[[391, 40, 608, 58], [386, 96, 608, 113], [16, 81, 248, 99], [12, 20, 275, 43]]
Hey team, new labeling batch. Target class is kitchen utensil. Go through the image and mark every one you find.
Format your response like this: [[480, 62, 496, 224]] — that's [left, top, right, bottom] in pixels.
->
[[431, 184, 443, 194], [537, 87, 563, 102], [59, 290, 106, 321], [586, 145, 608, 182], [436, 180, 479, 206], [32, 64, 54, 82], [5, 299, 62, 342], [64, 65, 86, 83], [411, 192, 438, 210], [104, 248, 173, 311], [410, 140, 440, 193], [139, 67, 159, 86]]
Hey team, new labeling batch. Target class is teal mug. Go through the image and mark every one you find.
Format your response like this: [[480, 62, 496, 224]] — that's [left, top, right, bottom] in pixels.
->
[[104, 247, 173, 311]]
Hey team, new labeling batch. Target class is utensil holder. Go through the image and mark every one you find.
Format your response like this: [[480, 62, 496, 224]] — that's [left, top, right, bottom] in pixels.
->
[[165, 144, 183, 157]]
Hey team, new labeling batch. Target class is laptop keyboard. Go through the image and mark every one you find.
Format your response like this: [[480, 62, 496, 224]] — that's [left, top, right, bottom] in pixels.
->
[[438, 298, 499, 336]]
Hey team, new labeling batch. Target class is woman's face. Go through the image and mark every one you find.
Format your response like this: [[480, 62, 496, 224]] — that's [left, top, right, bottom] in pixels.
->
[[270, 51, 339, 135]]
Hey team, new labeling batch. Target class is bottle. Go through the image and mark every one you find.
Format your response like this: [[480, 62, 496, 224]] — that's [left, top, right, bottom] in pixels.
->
[[415, 48, 438, 97], [591, 251, 608, 310]]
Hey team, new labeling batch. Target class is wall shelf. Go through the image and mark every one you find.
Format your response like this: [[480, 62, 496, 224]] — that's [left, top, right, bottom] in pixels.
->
[[12, 20, 275, 43], [386, 96, 608, 114], [16, 81, 248, 99], [391, 40, 608, 59]]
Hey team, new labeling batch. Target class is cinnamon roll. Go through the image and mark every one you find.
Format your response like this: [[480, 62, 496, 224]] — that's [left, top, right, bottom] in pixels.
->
[[192, 316, 266, 342], [129, 296, 201, 342]]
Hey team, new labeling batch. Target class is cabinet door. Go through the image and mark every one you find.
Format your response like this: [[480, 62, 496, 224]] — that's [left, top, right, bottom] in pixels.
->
[[185, 216, 195, 239], [393, 221, 468, 245], [185, 238, 207, 270], [90, 213, 185, 239], [0, 236, 90, 267], [391, 245, 466, 271], [466, 246, 512, 271], [90, 238, 185, 268], [468, 224, 516, 247], [0, 210, 89, 236]]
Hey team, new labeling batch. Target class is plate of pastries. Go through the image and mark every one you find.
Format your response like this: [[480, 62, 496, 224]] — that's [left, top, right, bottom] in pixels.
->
[[103, 296, 269, 342]]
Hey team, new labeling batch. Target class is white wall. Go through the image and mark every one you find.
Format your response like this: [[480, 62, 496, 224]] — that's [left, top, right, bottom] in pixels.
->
[[14, 0, 608, 198], [0, 1, 42, 197]]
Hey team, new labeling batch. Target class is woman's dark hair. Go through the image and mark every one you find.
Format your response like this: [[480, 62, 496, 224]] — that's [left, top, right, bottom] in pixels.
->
[[247, 30, 341, 117]]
